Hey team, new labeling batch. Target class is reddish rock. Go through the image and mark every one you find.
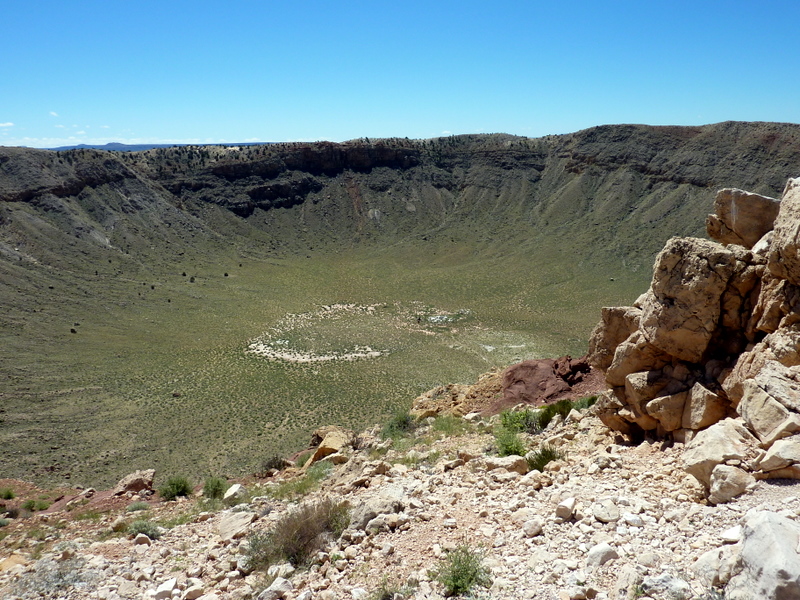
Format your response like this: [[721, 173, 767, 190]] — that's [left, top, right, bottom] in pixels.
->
[[502, 355, 592, 407]]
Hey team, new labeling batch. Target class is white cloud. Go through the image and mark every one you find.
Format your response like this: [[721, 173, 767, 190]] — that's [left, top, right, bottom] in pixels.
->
[[55, 124, 65, 128], [441, 130, 452, 135], [49, 111, 59, 117], [101, 125, 109, 129], [0, 122, 13, 127], [76, 131, 86, 135]]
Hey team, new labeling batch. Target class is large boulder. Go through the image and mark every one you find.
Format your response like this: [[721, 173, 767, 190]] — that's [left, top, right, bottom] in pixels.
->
[[112, 469, 156, 496], [768, 177, 800, 285], [682, 418, 758, 487], [682, 382, 729, 430], [706, 187, 780, 249], [304, 426, 353, 469], [737, 362, 800, 446], [726, 510, 800, 599], [605, 331, 672, 387], [587, 306, 642, 371], [640, 237, 737, 363]]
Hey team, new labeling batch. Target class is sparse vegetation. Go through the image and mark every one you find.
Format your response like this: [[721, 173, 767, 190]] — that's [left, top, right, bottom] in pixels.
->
[[527, 444, 566, 472], [494, 427, 527, 457], [432, 414, 470, 437], [126, 501, 150, 513], [21, 499, 50, 512], [501, 408, 541, 434], [0, 518, 10, 528], [268, 461, 332, 499], [127, 520, 162, 540], [432, 544, 492, 597], [573, 395, 598, 411], [381, 408, 417, 439], [244, 498, 349, 569], [0, 488, 15, 500], [159, 476, 192, 501], [202, 476, 229, 500]]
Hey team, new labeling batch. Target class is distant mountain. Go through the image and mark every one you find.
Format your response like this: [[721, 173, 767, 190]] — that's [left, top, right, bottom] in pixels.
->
[[47, 141, 275, 152]]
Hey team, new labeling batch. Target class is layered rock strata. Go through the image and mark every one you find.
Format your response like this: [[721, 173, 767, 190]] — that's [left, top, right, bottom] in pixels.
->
[[589, 178, 800, 499]]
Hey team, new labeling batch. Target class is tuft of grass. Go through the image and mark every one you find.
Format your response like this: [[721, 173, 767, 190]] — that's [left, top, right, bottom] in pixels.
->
[[0, 518, 10, 528], [501, 408, 542, 434], [126, 501, 150, 513], [128, 520, 162, 540], [432, 544, 491, 597], [0, 488, 15, 500], [538, 399, 575, 430], [494, 427, 527, 457], [243, 498, 349, 569], [268, 461, 333, 499], [572, 395, 598, 411], [159, 476, 192, 501], [431, 414, 470, 437], [526, 444, 565, 472], [202, 476, 229, 500], [381, 408, 417, 439], [370, 576, 416, 600]]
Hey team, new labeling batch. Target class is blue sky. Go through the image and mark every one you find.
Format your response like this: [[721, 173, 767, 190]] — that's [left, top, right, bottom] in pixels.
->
[[2, 1, 799, 148]]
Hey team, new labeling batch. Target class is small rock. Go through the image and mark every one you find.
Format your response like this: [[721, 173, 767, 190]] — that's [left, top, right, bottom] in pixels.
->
[[586, 543, 618, 568]]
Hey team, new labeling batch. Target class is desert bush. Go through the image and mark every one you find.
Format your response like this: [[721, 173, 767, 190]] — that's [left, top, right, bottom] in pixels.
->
[[494, 427, 526, 457], [159, 476, 192, 501], [128, 520, 162, 540], [572, 395, 598, 411], [0, 518, 9, 528], [261, 454, 289, 472], [432, 544, 491, 597], [12, 555, 96, 597], [203, 476, 229, 500], [21, 499, 48, 512], [125, 501, 150, 513], [500, 409, 542, 434], [381, 408, 417, 439], [244, 498, 349, 569], [0, 488, 14, 500], [537, 399, 574, 430], [527, 444, 565, 472]]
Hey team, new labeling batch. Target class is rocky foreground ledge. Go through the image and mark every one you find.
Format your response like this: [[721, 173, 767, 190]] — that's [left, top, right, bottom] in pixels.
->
[[2, 406, 799, 600]]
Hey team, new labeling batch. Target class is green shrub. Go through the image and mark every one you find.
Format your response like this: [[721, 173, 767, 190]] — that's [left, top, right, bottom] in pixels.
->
[[127, 520, 161, 540], [244, 498, 349, 569], [381, 408, 417, 439], [500, 409, 542, 434], [494, 427, 526, 457], [295, 451, 313, 468], [203, 476, 229, 500], [126, 501, 150, 513], [432, 545, 491, 597], [21, 499, 37, 512], [0, 488, 15, 500], [573, 395, 598, 411], [527, 444, 565, 472], [0, 518, 10, 527], [159, 476, 192, 501]]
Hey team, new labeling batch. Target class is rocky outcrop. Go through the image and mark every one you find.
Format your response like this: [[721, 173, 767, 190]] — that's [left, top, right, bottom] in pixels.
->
[[589, 178, 800, 502]]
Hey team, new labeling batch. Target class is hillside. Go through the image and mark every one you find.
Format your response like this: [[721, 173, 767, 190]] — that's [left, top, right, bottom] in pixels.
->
[[1, 121, 800, 487]]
